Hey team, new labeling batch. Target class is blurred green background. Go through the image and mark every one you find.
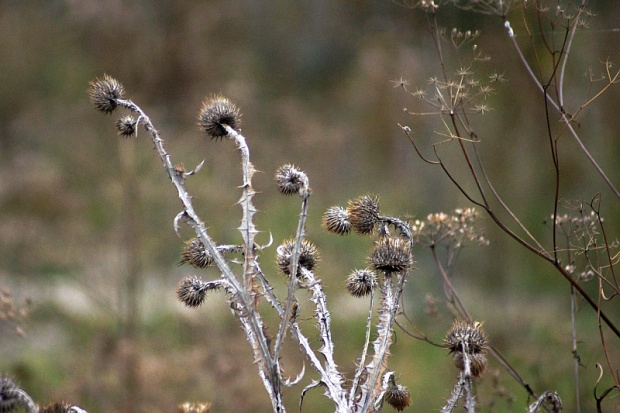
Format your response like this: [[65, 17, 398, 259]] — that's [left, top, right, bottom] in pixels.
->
[[1, 1, 620, 412]]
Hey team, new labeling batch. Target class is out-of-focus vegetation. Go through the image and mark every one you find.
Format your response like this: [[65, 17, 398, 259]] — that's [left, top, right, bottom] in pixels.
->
[[1, 1, 620, 412]]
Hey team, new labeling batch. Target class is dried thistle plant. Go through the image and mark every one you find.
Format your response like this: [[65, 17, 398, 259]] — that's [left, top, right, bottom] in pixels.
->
[[89, 74, 424, 412]]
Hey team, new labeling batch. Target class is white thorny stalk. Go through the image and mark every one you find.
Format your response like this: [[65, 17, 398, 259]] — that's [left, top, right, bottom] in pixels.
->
[[113, 97, 412, 412]]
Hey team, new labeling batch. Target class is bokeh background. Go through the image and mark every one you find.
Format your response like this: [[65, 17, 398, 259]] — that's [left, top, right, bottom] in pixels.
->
[[2, 1, 620, 412]]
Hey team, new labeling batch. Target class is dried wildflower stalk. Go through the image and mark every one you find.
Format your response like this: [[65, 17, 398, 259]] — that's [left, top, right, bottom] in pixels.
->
[[397, 2, 620, 409], [90, 75, 416, 412]]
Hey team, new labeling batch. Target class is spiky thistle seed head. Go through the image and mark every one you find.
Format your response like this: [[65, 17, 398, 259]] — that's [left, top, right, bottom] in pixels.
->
[[370, 237, 413, 273], [384, 383, 412, 411], [198, 95, 241, 140], [177, 402, 212, 413], [445, 320, 489, 378], [276, 239, 319, 276], [176, 276, 211, 308], [348, 194, 380, 235], [40, 402, 86, 413], [0, 375, 20, 413], [322, 206, 351, 235], [180, 238, 214, 269], [346, 269, 377, 297], [88, 74, 125, 114], [275, 164, 309, 196], [115, 115, 138, 137]]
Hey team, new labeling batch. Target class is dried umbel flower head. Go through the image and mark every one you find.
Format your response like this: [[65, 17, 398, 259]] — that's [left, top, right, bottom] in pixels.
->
[[180, 238, 214, 269], [445, 320, 489, 378], [322, 206, 351, 235], [384, 382, 412, 411], [347, 194, 380, 235], [176, 276, 212, 308], [88, 74, 125, 113], [178, 401, 212, 413], [116, 115, 138, 137], [275, 164, 309, 196], [276, 239, 319, 276], [346, 269, 377, 297], [370, 237, 413, 273], [198, 95, 241, 140]]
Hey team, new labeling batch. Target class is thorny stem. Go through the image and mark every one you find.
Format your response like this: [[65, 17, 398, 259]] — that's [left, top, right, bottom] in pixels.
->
[[349, 289, 376, 404], [360, 271, 407, 412], [273, 194, 309, 359], [115, 99, 285, 412]]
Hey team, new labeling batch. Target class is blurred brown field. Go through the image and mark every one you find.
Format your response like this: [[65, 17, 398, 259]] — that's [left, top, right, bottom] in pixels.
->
[[1, 1, 620, 412]]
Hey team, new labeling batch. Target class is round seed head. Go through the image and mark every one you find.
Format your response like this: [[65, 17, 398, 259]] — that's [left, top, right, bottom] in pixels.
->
[[346, 269, 377, 297], [275, 164, 308, 196], [276, 239, 319, 276], [322, 206, 351, 235], [198, 95, 241, 140], [384, 383, 412, 411], [445, 320, 489, 378], [40, 402, 79, 413], [347, 194, 380, 235], [0, 375, 20, 413], [88, 74, 125, 113], [176, 276, 210, 308], [370, 237, 413, 273], [180, 238, 214, 269], [116, 115, 138, 137]]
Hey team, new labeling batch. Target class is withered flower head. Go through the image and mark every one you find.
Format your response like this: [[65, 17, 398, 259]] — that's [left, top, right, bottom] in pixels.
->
[[370, 237, 413, 273], [176, 276, 211, 308], [180, 238, 214, 269], [346, 269, 377, 297], [322, 206, 351, 236], [198, 95, 241, 140], [275, 164, 309, 196], [40, 402, 85, 413], [177, 401, 212, 413], [88, 74, 125, 113], [276, 239, 319, 276], [347, 194, 380, 235], [116, 115, 138, 137], [0, 375, 20, 412], [445, 320, 489, 378], [384, 383, 412, 411]]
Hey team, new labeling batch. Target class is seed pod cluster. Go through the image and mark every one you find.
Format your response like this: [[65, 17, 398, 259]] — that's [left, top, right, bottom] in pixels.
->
[[276, 239, 319, 277], [198, 95, 241, 140], [445, 320, 489, 378]]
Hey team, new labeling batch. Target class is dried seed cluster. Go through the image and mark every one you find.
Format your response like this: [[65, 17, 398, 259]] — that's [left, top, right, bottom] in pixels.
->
[[88, 74, 125, 113], [275, 164, 309, 196], [40, 402, 84, 413], [276, 239, 319, 276], [180, 238, 214, 269], [115, 115, 138, 137], [384, 383, 412, 411], [445, 320, 489, 378], [0, 375, 20, 413], [347, 194, 380, 235], [198, 95, 241, 140], [176, 276, 211, 308], [345, 269, 377, 297], [370, 237, 413, 273], [322, 206, 351, 235]]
